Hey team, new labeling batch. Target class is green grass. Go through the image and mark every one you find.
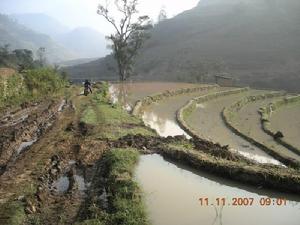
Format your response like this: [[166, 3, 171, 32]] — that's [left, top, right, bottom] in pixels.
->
[[79, 148, 149, 225], [80, 85, 155, 140], [0, 68, 67, 111], [104, 148, 149, 225], [0, 201, 26, 225], [81, 106, 98, 124], [167, 140, 195, 151]]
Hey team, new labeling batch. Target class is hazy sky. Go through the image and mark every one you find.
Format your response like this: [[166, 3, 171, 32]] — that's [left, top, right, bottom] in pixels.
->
[[0, 0, 199, 34]]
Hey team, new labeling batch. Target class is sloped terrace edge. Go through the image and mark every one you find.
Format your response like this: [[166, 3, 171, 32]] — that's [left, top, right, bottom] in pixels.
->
[[259, 95, 300, 156]]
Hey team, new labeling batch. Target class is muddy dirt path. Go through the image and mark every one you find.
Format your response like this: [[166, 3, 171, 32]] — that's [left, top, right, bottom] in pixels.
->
[[0, 87, 108, 224], [233, 96, 300, 162], [0, 98, 67, 175], [270, 102, 300, 150], [186, 90, 280, 164]]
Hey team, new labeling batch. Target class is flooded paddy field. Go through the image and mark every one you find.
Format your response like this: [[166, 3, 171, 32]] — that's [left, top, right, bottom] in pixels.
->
[[109, 82, 206, 110], [270, 102, 300, 150], [185, 90, 280, 164], [135, 154, 300, 225], [111, 82, 300, 225], [141, 87, 229, 137], [232, 95, 300, 162]]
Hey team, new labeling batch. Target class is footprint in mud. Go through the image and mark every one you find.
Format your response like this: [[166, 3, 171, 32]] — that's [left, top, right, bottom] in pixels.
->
[[50, 161, 90, 194]]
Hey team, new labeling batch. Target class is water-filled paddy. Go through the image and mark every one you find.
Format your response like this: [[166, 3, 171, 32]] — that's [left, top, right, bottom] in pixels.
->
[[186, 90, 280, 164], [232, 96, 300, 162], [270, 102, 300, 150], [110, 82, 300, 225], [135, 154, 300, 225]]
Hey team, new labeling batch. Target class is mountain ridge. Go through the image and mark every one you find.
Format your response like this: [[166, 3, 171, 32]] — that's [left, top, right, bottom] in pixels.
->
[[11, 13, 108, 58], [66, 0, 300, 91], [0, 13, 77, 62]]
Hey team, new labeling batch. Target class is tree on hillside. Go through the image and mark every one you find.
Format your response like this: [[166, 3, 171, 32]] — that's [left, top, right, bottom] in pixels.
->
[[0, 45, 34, 70], [0, 44, 11, 67], [13, 49, 34, 71], [97, 0, 152, 81], [36, 47, 46, 67], [157, 7, 168, 23]]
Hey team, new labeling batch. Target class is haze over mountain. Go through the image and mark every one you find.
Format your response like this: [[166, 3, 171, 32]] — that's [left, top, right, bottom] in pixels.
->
[[11, 13, 69, 38], [67, 0, 300, 91], [12, 13, 108, 59], [57, 27, 108, 58], [0, 14, 76, 62]]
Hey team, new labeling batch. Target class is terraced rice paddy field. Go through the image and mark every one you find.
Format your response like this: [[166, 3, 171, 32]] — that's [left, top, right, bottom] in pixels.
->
[[269, 101, 300, 151], [109, 82, 300, 225], [1, 82, 300, 225]]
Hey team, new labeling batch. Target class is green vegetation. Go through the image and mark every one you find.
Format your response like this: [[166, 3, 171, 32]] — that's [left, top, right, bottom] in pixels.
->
[[167, 139, 195, 152], [0, 201, 26, 225], [80, 84, 155, 140], [0, 45, 34, 69], [0, 68, 67, 110], [78, 149, 149, 225]]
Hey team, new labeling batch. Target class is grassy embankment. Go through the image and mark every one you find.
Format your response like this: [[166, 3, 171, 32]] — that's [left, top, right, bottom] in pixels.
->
[[76, 83, 153, 225], [0, 68, 67, 111], [77, 148, 149, 225], [80, 82, 154, 140]]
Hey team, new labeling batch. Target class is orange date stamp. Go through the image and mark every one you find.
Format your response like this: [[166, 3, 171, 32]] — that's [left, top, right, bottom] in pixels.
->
[[199, 197, 287, 206]]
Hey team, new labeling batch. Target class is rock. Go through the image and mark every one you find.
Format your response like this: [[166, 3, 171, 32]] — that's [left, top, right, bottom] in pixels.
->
[[274, 131, 284, 139], [25, 200, 37, 214], [50, 168, 58, 176], [17, 195, 25, 201]]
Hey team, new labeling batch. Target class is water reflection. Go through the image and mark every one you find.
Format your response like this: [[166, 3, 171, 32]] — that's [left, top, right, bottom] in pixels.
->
[[236, 150, 283, 166], [142, 111, 190, 138], [189, 97, 282, 165], [135, 154, 300, 225]]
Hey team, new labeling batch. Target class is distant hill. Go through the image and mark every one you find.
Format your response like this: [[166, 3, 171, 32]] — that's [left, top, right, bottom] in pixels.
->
[[12, 14, 108, 58], [66, 55, 118, 83], [0, 14, 76, 62], [58, 27, 109, 58], [57, 57, 98, 68], [67, 0, 300, 91], [11, 13, 69, 38]]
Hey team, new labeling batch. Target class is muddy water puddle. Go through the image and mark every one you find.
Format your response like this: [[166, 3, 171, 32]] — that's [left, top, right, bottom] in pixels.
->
[[187, 91, 281, 165], [51, 160, 90, 194], [16, 139, 37, 154], [135, 154, 300, 225]]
